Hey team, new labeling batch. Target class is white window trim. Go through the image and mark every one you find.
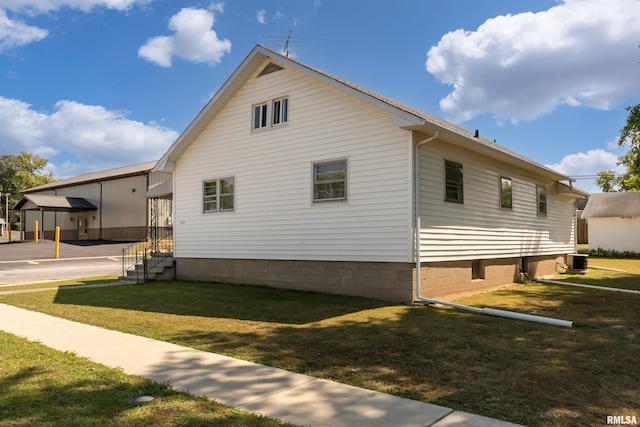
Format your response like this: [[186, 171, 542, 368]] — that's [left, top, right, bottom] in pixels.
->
[[251, 96, 289, 131], [203, 176, 236, 214], [311, 158, 349, 204]]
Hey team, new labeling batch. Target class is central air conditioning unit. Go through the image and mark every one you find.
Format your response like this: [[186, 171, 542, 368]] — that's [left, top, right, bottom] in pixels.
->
[[567, 254, 588, 273]]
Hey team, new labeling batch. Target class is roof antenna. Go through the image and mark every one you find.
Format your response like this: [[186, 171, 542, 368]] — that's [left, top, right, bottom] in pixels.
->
[[283, 29, 292, 57]]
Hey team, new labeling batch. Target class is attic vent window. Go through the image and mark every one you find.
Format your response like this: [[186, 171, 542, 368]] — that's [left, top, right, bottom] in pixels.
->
[[258, 62, 284, 77]]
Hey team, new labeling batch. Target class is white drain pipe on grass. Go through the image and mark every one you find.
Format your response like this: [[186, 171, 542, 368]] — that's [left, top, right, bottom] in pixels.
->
[[537, 279, 640, 295], [418, 297, 574, 328], [413, 131, 573, 328]]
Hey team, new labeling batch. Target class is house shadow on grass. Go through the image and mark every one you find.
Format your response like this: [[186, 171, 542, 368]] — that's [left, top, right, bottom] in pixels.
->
[[52, 281, 391, 324], [42, 277, 640, 426], [153, 300, 640, 427]]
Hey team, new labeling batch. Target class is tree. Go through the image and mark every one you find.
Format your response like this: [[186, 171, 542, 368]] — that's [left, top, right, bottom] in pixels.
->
[[596, 104, 640, 192], [0, 152, 55, 217], [596, 170, 617, 192]]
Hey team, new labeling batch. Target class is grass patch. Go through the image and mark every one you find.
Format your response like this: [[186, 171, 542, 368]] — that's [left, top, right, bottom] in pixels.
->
[[0, 331, 292, 427], [0, 276, 119, 292], [2, 259, 640, 426]]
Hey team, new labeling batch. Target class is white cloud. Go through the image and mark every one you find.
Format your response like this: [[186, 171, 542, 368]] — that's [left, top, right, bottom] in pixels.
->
[[426, 0, 640, 123], [0, 0, 152, 50], [256, 9, 266, 24], [0, 9, 47, 51], [138, 7, 231, 67], [546, 149, 626, 193], [0, 0, 152, 14], [547, 149, 622, 176], [0, 96, 178, 177]]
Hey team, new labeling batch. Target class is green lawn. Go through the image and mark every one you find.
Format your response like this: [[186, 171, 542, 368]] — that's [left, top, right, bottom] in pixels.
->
[[0, 276, 119, 292], [1, 258, 639, 427], [0, 331, 292, 427]]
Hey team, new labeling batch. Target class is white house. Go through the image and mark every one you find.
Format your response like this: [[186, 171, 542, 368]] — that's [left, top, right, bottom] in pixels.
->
[[155, 45, 588, 303], [582, 192, 640, 253]]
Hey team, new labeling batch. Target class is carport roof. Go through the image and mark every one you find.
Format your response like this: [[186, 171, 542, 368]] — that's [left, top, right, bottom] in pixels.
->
[[14, 194, 98, 212]]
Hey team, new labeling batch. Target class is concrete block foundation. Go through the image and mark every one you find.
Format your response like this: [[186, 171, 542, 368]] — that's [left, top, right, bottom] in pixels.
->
[[176, 254, 567, 303]]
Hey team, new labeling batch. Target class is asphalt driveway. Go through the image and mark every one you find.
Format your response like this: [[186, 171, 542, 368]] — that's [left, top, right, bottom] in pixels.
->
[[0, 238, 135, 261], [0, 238, 138, 285]]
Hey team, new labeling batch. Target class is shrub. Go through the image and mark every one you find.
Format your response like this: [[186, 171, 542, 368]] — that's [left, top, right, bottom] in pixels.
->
[[587, 247, 640, 258]]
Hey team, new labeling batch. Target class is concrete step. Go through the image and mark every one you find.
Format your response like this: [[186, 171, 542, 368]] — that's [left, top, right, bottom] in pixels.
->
[[122, 257, 175, 283]]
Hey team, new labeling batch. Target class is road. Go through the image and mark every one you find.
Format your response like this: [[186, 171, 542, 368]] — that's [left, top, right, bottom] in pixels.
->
[[0, 238, 134, 286]]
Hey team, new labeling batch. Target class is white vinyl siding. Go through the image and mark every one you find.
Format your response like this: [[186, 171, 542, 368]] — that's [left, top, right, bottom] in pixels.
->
[[173, 61, 412, 262], [418, 140, 575, 262]]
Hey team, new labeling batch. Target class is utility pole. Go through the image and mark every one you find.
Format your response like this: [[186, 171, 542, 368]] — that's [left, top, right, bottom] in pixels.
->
[[0, 191, 6, 237]]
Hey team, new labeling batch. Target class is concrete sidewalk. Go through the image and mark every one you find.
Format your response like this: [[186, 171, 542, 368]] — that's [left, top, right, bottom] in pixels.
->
[[0, 303, 525, 427]]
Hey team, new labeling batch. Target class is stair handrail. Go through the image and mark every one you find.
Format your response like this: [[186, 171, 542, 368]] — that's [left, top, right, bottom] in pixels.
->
[[121, 240, 147, 283], [144, 227, 174, 281]]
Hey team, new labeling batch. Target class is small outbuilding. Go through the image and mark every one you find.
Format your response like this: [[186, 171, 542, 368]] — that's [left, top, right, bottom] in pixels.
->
[[582, 192, 640, 253]]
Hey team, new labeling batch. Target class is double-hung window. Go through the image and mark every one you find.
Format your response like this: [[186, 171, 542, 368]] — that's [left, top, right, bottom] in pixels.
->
[[444, 160, 463, 203], [500, 176, 512, 208], [272, 98, 288, 125], [203, 177, 235, 213], [253, 103, 268, 130], [313, 159, 347, 203], [253, 97, 288, 130], [536, 185, 547, 215]]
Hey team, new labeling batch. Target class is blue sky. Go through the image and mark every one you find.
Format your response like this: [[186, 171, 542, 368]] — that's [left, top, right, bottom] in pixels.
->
[[1, 0, 639, 194]]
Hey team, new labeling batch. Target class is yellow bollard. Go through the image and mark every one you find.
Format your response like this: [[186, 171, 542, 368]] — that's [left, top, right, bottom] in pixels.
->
[[34, 221, 39, 243], [54, 226, 60, 259]]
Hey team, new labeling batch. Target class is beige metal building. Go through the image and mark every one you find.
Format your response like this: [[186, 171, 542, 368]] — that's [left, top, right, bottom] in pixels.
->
[[16, 161, 172, 241]]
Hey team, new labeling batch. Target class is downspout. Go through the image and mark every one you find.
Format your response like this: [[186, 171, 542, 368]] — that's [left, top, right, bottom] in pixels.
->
[[414, 131, 439, 300], [98, 182, 103, 240], [412, 131, 572, 328]]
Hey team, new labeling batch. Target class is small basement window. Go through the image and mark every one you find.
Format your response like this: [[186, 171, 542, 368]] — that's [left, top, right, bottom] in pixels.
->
[[472, 260, 485, 280]]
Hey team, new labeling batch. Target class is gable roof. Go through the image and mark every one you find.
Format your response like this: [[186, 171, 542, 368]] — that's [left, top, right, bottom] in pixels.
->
[[14, 194, 97, 212], [582, 192, 640, 218], [23, 161, 157, 193], [154, 45, 587, 195]]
